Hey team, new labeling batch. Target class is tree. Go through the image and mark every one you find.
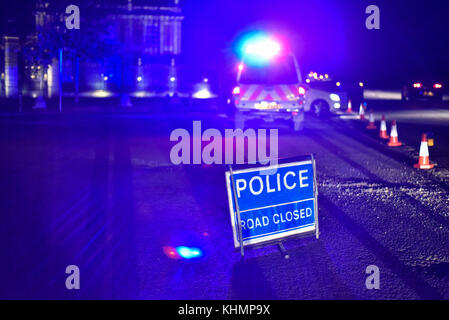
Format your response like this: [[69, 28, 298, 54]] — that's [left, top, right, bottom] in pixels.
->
[[22, 1, 120, 106]]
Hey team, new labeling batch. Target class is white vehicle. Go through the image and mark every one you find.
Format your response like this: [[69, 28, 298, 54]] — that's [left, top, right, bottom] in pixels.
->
[[305, 81, 346, 117], [306, 87, 341, 116], [231, 53, 308, 131]]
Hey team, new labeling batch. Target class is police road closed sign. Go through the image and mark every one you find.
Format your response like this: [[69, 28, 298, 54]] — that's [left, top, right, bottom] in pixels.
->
[[225, 160, 318, 248]]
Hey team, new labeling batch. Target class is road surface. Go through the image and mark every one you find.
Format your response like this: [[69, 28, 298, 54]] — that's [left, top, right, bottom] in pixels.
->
[[0, 100, 448, 299]]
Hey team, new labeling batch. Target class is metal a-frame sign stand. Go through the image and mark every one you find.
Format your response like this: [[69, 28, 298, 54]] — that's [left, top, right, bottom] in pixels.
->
[[228, 154, 319, 260], [228, 164, 245, 259]]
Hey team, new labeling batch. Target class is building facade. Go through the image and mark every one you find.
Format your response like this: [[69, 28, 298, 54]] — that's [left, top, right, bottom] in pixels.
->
[[1, 0, 184, 99]]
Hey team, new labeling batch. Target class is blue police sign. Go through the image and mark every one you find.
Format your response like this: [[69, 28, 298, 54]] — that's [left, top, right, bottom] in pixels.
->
[[225, 159, 319, 249]]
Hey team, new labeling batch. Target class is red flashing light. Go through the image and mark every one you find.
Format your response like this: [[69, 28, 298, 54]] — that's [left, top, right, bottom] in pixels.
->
[[162, 246, 181, 260]]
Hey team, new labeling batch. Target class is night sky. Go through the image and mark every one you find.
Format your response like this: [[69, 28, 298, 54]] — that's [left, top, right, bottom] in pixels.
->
[[183, 0, 449, 87], [1, 0, 449, 88]]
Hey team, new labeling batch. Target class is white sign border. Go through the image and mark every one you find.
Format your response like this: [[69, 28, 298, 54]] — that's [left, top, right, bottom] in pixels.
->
[[225, 160, 317, 249]]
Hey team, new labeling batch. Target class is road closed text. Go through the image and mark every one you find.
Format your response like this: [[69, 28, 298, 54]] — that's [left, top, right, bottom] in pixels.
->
[[238, 199, 315, 240], [241, 207, 313, 230]]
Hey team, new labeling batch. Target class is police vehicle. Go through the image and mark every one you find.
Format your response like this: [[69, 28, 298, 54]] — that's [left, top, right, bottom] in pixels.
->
[[230, 36, 308, 131]]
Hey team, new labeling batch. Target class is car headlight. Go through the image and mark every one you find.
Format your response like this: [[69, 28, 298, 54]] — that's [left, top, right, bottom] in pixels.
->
[[330, 93, 340, 101]]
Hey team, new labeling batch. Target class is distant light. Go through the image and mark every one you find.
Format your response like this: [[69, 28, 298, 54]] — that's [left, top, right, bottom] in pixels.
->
[[305, 79, 310, 83], [193, 88, 212, 99], [330, 93, 340, 101], [169, 77, 176, 82], [325, 74, 329, 79], [176, 246, 203, 259], [203, 78, 209, 83], [336, 82, 341, 87], [413, 83, 422, 88], [238, 63, 244, 71], [103, 76, 108, 81], [232, 86, 240, 95], [434, 83, 442, 89], [30, 74, 35, 79], [313, 73, 318, 79], [319, 75, 324, 80], [359, 82, 364, 87], [298, 86, 306, 96], [132, 91, 151, 98], [91, 90, 113, 98], [137, 76, 142, 82]]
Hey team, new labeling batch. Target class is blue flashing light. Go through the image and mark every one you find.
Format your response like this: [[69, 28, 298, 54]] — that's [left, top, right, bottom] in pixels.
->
[[176, 246, 203, 259], [237, 31, 282, 66]]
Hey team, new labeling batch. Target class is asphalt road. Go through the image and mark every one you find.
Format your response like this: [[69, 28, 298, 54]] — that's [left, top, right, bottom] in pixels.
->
[[0, 100, 448, 299]]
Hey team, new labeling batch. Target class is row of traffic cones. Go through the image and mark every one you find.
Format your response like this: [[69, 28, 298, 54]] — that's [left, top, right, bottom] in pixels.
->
[[370, 114, 401, 146], [347, 99, 435, 170]]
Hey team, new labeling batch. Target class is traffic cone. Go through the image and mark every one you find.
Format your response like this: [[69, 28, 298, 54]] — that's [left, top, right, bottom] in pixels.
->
[[379, 115, 389, 139], [366, 112, 376, 129], [347, 100, 353, 113], [359, 103, 365, 120], [387, 120, 402, 146], [414, 133, 434, 169]]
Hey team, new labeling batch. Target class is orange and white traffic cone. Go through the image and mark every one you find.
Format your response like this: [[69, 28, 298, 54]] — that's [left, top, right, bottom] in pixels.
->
[[414, 133, 435, 169], [347, 100, 353, 113], [379, 115, 389, 139], [387, 120, 402, 146], [359, 103, 365, 120], [366, 112, 376, 129]]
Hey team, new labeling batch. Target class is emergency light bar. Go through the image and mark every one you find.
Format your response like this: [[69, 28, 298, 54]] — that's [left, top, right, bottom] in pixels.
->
[[239, 33, 282, 65], [244, 38, 280, 59]]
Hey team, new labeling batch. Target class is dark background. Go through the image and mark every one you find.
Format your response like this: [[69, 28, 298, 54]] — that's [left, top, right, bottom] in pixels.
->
[[2, 0, 449, 88], [183, 0, 449, 88]]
